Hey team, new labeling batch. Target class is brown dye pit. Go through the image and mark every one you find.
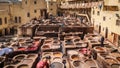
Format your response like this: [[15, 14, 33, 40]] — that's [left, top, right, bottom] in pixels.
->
[[111, 53, 120, 57], [74, 39, 80, 42], [71, 55, 79, 60], [45, 38, 53, 41], [17, 64, 29, 68], [53, 37, 58, 40], [65, 44, 74, 46], [105, 45, 112, 48], [44, 40, 52, 44], [100, 53, 107, 57], [90, 40, 97, 43], [105, 58, 118, 64], [27, 54, 35, 59], [42, 45, 50, 48], [116, 57, 120, 62], [65, 39, 72, 42], [53, 52, 62, 57], [25, 39, 32, 43], [19, 39, 25, 43], [5, 66, 15, 68], [95, 47, 104, 51], [22, 59, 33, 63], [53, 41, 58, 44], [85, 60, 96, 67], [92, 35, 97, 37], [76, 43, 82, 46], [43, 52, 51, 56], [64, 36, 71, 39], [14, 55, 26, 60], [88, 38, 93, 40], [73, 61, 81, 67]]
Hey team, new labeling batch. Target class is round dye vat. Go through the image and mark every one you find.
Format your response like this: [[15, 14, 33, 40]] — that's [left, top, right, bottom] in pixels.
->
[[4, 65, 15, 68], [51, 62, 64, 68], [73, 60, 81, 67], [71, 55, 79, 61], [13, 54, 26, 60], [17, 64, 29, 68]]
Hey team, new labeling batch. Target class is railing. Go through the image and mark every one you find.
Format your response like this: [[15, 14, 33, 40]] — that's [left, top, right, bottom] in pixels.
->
[[60, 1, 103, 9]]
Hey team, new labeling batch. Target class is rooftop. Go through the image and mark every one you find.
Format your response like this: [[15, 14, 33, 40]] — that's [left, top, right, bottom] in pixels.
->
[[0, 0, 21, 3]]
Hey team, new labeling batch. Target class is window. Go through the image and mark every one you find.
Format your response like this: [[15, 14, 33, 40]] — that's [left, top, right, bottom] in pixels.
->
[[103, 16, 106, 21], [27, 12, 30, 17], [0, 18, 2, 25], [97, 11, 100, 15], [25, 1, 27, 4], [15, 17, 17, 23], [4, 17, 7, 24], [50, 9, 53, 11], [34, 10, 37, 13], [40, 10, 43, 16], [34, 1, 37, 4], [19, 17, 21, 23], [93, 10, 95, 15]]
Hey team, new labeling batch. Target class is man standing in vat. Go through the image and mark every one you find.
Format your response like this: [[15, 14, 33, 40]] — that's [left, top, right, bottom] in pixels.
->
[[100, 36, 105, 47], [36, 57, 49, 68]]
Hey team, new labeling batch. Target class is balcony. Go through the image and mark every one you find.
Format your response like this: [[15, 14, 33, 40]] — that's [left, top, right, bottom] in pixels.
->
[[60, 1, 103, 9]]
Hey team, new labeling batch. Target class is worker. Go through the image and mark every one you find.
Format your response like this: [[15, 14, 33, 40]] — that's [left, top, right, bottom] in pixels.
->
[[81, 48, 91, 58], [36, 57, 49, 68], [100, 36, 105, 47]]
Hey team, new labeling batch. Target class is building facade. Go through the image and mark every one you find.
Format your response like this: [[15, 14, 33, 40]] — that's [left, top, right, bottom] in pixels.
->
[[59, 0, 102, 17], [0, 0, 47, 36], [46, 0, 57, 16], [91, 0, 120, 46]]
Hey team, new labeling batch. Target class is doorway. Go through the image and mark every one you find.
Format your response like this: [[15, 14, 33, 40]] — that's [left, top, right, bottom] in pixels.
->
[[98, 25, 101, 33], [5, 28, 8, 35], [118, 36, 120, 47], [105, 27, 108, 38], [40, 9, 47, 19], [0, 30, 2, 36], [10, 27, 14, 35]]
